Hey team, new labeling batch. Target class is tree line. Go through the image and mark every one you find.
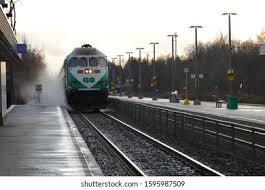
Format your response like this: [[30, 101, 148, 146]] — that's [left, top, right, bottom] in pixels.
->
[[110, 31, 265, 104]]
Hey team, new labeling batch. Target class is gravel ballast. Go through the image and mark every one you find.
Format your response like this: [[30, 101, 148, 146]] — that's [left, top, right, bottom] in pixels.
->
[[84, 113, 201, 176]]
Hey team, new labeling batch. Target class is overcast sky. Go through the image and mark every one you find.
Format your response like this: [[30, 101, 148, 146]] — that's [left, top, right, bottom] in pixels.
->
[[14, 0, 265, 72]]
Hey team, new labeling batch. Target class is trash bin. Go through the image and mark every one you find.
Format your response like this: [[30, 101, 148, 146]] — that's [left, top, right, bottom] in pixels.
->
[[227, 95, 238, 109]]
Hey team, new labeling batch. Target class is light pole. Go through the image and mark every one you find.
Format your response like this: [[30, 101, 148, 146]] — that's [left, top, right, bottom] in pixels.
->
[[168, 34, 178, 102], [174, 33, 178, 60], [136, 48, 144, 99], [117, 55, 123, 95], [222, 12, 238, 109], [190, 25, 203, 105], [184, 68, 190, 105], [126, 52, 133, 98], [150, 42, 159, 100], [111, 57, 117, 94]]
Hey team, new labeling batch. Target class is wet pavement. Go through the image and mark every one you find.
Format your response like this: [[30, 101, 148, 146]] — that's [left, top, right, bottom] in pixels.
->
[[0, 105, 102, 176], [111, 96, 265, 128]]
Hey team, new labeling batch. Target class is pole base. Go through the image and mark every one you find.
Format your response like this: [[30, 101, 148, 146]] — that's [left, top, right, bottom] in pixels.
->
[[184, 98, 190, 105]]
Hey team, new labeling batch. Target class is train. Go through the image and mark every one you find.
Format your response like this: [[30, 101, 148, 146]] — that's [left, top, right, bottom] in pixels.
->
[[60, 44, 109, 107]]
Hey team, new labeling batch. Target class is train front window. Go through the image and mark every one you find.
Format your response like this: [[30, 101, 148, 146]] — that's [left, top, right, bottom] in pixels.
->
[[89, 57, 98, 67], [98, 57, 107, 67], [79, 57, 88, 67], [68, 57, 78, 67]]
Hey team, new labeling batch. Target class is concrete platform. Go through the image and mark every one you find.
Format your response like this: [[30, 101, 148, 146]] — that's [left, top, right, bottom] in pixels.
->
[[111, 96, 265, 128], [0, 105, 103, 176]]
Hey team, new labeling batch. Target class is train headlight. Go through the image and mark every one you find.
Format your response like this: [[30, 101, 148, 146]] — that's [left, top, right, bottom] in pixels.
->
[[85, 69, 93, 74]]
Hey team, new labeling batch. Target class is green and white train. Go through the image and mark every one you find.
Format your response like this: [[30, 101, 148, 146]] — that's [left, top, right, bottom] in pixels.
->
[[60, 44, 109, 106]]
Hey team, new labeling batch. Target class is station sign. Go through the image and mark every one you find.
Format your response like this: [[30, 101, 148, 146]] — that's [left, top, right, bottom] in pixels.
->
[[191, 74, 196, 79], [35, 84, 42, 92], [16, 44, 27, 54], [0, 0, 8, 7]]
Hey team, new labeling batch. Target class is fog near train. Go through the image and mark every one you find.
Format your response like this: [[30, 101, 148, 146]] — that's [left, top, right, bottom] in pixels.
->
[[21, 64, 66, 106]]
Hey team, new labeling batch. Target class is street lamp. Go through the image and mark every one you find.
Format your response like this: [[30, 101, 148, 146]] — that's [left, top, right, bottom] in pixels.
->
[[168, 34, 178, 102], [126, 52, 133, 98], [136, 48, 144, 99], [222, 12, 238, 109], [150, 42, 159, 100], [174, 33, 178, 60], [117, 55, 123, 96], [190, 25, 203, 105]]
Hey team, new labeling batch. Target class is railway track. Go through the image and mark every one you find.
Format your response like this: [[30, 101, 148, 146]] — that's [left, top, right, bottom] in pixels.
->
[[80, 110, 224, 176], [78, 112, 145, 176]]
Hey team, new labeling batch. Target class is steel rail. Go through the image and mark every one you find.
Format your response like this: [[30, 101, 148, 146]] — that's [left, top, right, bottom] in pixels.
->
[[79, 113, 145, 176], [101, 111, 224, 176]]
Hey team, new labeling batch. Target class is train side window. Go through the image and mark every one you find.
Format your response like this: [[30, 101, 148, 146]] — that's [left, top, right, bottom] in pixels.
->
[[79, 57, 88, 67], [89, 57, 98, 67], [68, 57, 78, 67], [98, 57, 107, 67]]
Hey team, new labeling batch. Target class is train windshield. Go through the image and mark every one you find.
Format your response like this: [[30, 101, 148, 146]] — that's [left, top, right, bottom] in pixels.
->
[[68, 57, 78, 67], [89, 57, 98, 67], [79, 57, 88, 67], [98, 57, 107, 67]]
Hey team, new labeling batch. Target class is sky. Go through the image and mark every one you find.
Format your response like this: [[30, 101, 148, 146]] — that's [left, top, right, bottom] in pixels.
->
[[12, 0, 265, 73]]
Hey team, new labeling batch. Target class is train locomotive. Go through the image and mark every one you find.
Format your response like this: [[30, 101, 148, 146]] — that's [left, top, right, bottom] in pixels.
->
[[60, 44, 109, 107]]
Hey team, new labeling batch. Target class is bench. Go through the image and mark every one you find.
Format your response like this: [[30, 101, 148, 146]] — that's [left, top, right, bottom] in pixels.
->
[[216, 99, 223, 108], [212, 95, 223, 108]]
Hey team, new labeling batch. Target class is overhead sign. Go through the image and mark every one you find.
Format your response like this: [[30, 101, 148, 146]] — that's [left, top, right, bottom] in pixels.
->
[[16, 44, 27, 54], [191, 74, 195, 79], [184, 68, 189, 73], [0, 0, 7, 6]]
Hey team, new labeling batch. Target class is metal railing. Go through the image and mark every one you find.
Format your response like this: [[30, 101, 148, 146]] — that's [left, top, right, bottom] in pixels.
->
[[110, 98, 265, 165]]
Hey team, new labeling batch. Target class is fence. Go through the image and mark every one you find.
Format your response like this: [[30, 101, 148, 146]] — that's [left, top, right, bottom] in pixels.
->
[[110, 98, 265, 165]]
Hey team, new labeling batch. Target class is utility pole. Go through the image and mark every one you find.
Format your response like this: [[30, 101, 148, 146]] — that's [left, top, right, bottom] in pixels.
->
[[136, 48, 144, 99], [117, 55, 123, 96], [150, 42, 159, 100], [190, 25, 203, 105], [126, 52, 133, 98], [222, 12, 238, 109]]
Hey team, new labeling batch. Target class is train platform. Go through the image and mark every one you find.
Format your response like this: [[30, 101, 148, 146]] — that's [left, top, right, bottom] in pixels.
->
[[110, 96, 265, 128], [0, 104, 103, 176]]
